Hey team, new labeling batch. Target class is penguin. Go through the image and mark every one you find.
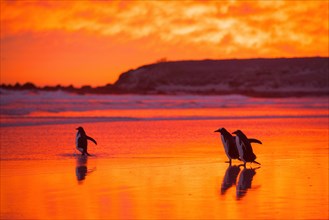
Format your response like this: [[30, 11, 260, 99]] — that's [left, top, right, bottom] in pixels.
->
[[76, 127, 97, 156], [214, 127, 240, 163], [232, 130, 262, 166]]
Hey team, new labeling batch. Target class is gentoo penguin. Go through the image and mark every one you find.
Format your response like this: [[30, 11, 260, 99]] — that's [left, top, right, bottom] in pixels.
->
[[76, 127, 97, 156], [214, 128, 240, 163], [232, 130, 262, 166]]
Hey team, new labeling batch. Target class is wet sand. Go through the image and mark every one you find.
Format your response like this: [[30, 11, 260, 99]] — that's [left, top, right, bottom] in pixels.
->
[[1, 117, 328, 219]]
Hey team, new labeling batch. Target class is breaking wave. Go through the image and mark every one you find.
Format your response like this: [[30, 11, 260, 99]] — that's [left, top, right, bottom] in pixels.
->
[[1, 89, 328, 127]]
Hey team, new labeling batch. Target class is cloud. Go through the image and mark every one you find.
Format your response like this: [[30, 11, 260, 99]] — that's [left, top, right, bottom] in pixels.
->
[[0, 0, 328, 86], [1, 0, 327, 56]]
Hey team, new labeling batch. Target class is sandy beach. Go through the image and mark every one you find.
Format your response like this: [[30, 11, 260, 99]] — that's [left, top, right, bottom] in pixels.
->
[[1, 106, 328, 219]]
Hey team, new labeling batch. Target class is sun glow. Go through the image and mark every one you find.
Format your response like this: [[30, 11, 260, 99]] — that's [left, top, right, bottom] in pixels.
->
[[1, 0, 328, 86]]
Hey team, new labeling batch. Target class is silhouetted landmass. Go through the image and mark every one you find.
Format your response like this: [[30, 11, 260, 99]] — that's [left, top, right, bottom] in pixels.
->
[[1, 57, 328, 97], [0, 82, 118, 95], [115, 57, 328, 97]]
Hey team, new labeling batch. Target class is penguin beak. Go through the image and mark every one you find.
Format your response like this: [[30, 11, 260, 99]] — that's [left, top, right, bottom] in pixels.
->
[[76, 128, 79, 130], [214, 129, 220, 132], [232, 131, 237, 134]]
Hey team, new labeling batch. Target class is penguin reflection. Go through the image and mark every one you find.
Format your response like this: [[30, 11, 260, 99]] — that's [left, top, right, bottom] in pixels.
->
[[236, 167, 259, 199], [221, 165, 241, 195], [75, 155, 96, 183]]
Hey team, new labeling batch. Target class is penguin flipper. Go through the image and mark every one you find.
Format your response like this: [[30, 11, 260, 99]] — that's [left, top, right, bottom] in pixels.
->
[[248, 138, 262, 144], [87, 136, 97, 145]]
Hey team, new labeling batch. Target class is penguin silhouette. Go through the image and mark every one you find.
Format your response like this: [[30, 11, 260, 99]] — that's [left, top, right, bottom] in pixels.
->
[[232, 130, 262, 166], [215, 127, 240, 163], [75, 127, 97, 156]]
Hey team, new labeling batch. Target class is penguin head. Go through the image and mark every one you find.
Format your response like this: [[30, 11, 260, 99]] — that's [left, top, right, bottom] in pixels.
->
[[76, 127, 84, 132], [232, 130, 243, 136], [214, 127, 226, 134]]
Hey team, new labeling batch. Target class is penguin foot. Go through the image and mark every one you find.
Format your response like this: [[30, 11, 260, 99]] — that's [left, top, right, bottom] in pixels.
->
[[82, 152, 91, 156], [253, 160, 261, 165]]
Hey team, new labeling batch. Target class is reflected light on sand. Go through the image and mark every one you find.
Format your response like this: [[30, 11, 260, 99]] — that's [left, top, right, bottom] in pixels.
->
[[1, 107, 328, 219]]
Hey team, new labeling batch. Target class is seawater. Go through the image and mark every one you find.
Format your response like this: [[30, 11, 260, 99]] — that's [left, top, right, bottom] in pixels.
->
[[0, 90, 328, 219]]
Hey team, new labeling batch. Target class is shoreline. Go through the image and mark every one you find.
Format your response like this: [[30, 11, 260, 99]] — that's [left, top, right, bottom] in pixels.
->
[[1, 87, 328, 98]]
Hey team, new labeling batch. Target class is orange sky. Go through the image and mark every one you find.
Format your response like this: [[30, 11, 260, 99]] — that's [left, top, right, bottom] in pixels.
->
[[0, 0, 328, 87]]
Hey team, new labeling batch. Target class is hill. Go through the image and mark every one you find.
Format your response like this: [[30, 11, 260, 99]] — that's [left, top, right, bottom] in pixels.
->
[[114, 57, 328, 97], [1, 57, 328, 97]]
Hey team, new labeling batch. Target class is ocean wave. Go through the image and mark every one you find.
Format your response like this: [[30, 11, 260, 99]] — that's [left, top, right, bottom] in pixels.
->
[[1, 90, 328, 127], [1, 114, 328, 127], [1, 90, 328, 116]]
